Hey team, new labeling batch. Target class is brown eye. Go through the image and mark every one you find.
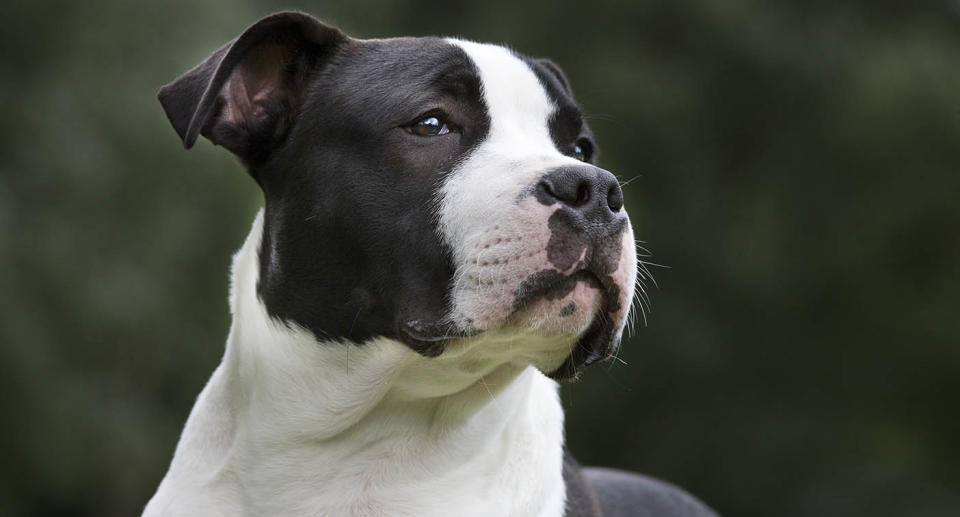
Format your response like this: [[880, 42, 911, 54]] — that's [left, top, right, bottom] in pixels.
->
[[408, 116, 450, 137]]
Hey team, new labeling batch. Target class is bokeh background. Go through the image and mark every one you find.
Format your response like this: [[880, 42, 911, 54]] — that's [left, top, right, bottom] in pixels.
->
[[2, 1, 959, 515]]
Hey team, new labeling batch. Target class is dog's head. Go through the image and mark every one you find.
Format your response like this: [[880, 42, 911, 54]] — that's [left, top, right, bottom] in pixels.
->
[[159, 12, 638, 380]]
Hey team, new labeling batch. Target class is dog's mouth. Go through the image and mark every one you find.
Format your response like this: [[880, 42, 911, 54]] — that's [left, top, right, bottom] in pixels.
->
[[400, 246, 628, 381], [511, 269, 605, 312], [509, 266, 624, 381], [398, 318, 480, 357]]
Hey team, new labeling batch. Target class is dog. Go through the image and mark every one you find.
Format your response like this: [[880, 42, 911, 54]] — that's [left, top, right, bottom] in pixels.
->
[[144, 11, 717, 517]]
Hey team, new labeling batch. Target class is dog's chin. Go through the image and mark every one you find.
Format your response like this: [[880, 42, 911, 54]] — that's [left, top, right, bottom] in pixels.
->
[[508, 315, 620, 383], [544, 318, 621, 381], [507, 280, 620, 382], [509, 279, 604, 335]]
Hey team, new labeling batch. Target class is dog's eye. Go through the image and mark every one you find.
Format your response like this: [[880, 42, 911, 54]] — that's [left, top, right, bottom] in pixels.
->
[[573, 139, 593, 162], [408, 116, 451, 137]]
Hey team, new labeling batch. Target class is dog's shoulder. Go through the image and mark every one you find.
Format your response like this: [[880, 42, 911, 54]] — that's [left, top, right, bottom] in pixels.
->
[[563, 452, 719, 517]]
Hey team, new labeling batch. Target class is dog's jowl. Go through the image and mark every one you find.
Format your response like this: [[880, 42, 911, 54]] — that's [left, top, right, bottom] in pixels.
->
[[145, 11, 716, 517]]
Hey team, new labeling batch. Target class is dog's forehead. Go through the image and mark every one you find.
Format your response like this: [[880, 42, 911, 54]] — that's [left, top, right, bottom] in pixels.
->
[[316, 37, 560, 135], [445, 39, 557, 144]]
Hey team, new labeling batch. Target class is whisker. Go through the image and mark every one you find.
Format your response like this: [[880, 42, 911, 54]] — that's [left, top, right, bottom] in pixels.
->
[[584, 113, 617, 122], [638, 262, 659, 289], [618, 175, 642, 188], [640, 260, 669, 269]]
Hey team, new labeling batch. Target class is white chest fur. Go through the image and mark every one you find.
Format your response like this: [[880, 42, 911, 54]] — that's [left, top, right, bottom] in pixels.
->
[[142, 211, 568, 517]]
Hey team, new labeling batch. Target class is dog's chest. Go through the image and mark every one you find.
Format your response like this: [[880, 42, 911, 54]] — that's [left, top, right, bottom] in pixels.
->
[[146, 334, 568, 517], [233, 372, 566, 517], [241, 437, 565, 517]]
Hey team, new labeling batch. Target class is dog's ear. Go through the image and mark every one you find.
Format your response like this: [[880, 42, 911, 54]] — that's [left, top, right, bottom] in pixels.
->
[[535, 58, 573, 94], [158, 11, 348, 163]]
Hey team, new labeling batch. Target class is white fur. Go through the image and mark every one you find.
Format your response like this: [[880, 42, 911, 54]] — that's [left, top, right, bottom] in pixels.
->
[[440, 39, 636, 344], [142, 211, 568, 517]]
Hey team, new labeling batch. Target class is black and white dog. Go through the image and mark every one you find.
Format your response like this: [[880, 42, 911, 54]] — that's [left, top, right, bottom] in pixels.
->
[[145, 12, 716, 517]]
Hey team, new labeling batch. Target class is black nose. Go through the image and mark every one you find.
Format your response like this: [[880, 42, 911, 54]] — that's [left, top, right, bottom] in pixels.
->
[[535, 166, 624, 223]]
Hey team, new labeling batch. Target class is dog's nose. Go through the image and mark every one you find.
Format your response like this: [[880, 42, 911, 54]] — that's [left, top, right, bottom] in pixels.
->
[[536, 166, 624, 223]]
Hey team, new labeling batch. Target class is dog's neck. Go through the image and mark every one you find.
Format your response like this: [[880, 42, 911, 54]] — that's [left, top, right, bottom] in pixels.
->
[[146, 210, 568, 517]]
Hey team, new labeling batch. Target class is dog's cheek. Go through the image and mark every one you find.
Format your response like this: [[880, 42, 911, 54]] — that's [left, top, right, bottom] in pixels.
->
[[451, 199, 560, 330]]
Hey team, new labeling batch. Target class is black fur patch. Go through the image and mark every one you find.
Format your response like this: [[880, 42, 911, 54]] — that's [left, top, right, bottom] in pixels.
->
[[253, 37, 491, 353], [524, 57, 597, 164], [156, 14, 490, 353]]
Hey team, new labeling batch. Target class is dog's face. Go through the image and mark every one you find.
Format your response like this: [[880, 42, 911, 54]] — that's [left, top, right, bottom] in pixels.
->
[[159, 12, 637, 379]]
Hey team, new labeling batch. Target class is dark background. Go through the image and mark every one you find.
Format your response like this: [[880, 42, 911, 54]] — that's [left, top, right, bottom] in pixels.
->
[[2, 1, 959, 516]]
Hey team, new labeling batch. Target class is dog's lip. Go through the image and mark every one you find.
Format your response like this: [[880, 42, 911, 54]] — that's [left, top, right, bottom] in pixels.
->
[[513, 268, 606, 311], [400, 319, 478, 350]]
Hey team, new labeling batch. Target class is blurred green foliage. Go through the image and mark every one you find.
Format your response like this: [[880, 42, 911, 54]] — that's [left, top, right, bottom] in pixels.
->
[[1, 1, 959, 516]]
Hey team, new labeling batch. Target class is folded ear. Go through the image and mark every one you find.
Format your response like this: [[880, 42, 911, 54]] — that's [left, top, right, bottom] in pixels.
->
[[157, 11, 348, 163]]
